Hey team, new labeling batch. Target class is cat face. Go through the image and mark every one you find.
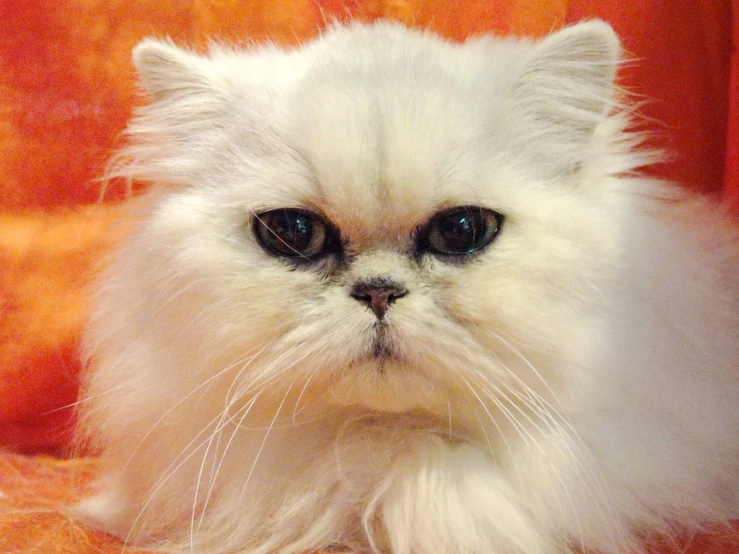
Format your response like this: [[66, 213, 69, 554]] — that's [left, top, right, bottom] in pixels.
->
[[112, 21, 623, 417]]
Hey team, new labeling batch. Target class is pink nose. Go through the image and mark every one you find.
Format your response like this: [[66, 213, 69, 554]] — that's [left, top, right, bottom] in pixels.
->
[[351, 281, 407, 319]]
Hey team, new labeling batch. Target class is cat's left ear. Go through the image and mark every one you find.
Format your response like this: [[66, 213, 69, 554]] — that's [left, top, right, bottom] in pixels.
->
[[512, 21, 620, 162]]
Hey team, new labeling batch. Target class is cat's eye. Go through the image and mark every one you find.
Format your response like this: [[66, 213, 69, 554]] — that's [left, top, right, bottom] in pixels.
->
[[253, 209, 337, 260], [420, 206, 503, 257]]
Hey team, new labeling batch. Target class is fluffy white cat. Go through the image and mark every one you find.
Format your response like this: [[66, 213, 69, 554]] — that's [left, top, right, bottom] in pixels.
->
[[73, 20, 739, 554]]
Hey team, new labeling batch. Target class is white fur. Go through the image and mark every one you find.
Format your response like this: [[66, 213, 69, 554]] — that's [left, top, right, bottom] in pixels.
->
[[73, 21, 739, 553]]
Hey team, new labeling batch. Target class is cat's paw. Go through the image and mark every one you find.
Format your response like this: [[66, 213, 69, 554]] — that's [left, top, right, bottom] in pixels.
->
[[373, 438, 552, 554], [69, 483, 141, 542]]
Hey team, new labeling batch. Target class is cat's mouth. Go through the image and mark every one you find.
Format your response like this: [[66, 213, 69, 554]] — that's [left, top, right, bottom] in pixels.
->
[[367, 322, 403, 362], [371, 343, 394, 367], [358, 324, 405, 366], [372, 335, 393, 358]]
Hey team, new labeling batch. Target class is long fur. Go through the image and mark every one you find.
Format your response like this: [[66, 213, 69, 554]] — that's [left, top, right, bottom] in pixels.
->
[[72, 21, 739, 554]]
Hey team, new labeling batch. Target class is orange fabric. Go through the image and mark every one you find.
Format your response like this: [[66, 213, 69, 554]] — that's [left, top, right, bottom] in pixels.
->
[[0, 0, 736, 552], [0, 207, 129, 455]]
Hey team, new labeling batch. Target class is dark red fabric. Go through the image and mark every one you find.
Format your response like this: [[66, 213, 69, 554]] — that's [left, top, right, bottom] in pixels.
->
[[724, 0, 739, 211]]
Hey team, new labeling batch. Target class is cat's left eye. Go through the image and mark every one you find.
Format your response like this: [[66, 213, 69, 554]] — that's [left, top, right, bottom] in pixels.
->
[[419, 206, 503, 257], [253, 209, 337, 261]]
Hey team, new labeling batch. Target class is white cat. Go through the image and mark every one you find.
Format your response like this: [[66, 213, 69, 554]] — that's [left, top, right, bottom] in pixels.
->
[[73, 20, 739, 554]]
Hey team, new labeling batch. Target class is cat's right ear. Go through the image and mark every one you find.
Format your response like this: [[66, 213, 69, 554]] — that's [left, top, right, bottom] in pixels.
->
[[133, 39, 225, 103], [105, 40, 230, 186]]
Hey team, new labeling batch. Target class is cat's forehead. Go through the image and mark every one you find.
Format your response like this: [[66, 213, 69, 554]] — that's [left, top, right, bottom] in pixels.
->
[[218, 24, 538, 244], [282, 104, 488, 244], [272, 45, 496, 243]]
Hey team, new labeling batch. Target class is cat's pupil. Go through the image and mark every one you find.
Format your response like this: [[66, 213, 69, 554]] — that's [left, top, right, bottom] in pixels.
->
[[439, 212, 479, 252], [272, 212, 312, 250]]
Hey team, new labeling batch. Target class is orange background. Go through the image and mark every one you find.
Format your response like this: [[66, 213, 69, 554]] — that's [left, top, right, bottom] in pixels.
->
[[0, 0, 736, 552]]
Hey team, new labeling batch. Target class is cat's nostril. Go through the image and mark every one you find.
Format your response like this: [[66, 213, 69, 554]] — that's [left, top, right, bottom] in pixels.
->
[[351, 281, 407, 319]]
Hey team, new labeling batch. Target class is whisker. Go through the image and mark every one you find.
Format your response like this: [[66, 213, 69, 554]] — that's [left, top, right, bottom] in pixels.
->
[[480, 333, 617, 532], [119, 342, 270, 477], [471, 372, 587, 553], [446, 394, 453, 440], [473, 342, 618, 549], [196, 346, 306, 528], [45, 383, 129, 414], [151, 276, 212, 316], [237, 375, 299, 505], [483, 376, 585, 552], [121, 401, 243, 549], [192, 392, 262, 541], [291, 362, 321, 422], [459, 375, 521, 481], [120, 339, 289, 547], [474, 411, 498, 466], [483, 327, 570, 416], [197, 343, 327, 531]]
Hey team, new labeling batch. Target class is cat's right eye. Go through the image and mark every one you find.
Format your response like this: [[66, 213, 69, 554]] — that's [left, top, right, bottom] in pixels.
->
[[253, 209, 338, 261]]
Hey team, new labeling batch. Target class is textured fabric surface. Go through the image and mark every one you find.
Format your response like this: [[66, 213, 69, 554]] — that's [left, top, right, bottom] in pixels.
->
[[0, 0, 736, 551], [0, 206, 129, 455], [725, 0, 739, 212], [0, 453, 150, 553]]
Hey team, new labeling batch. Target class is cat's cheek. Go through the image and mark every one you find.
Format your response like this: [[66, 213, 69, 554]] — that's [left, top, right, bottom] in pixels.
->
[[440, 262, 577, 348]]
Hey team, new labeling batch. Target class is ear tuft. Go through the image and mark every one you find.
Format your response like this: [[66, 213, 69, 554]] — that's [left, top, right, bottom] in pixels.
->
[[526, 20, 620, 87], [511, 20, 621, 165], [524, 20, 619, 108], [132, 39, 220, 101], [106, 39, 230, 186]]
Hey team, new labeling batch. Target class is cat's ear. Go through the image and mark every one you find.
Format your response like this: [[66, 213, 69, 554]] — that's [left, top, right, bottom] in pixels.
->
[[106, 40, 230, 186], [511, 21, 620, 166], [133, 39, 224, 103]]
